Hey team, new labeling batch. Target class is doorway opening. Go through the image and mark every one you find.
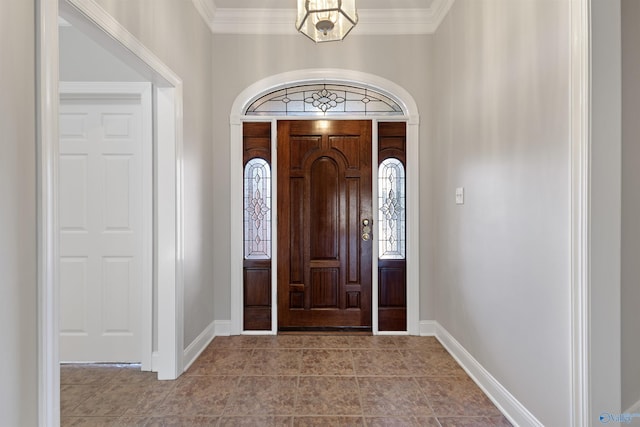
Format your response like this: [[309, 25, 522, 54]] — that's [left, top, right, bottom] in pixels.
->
[[38, 0, 185, 423]]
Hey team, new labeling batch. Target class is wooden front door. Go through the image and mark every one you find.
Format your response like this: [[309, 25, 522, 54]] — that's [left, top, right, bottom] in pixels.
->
[[278, 120, 372, 330]]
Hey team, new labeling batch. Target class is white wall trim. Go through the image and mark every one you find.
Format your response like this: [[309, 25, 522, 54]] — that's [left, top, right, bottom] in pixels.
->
[[419, 320, 437, 336], [230, 69, 419, 336], [151, 351, 160, 372], [197, 0, 454, 35], [182, 320, 216, 372], [624, 398, 640, 416], [214, 320, 232, 337], [434, 322, 544, 427], [37, 1, 61, 425], [570, 0, 591, 425]]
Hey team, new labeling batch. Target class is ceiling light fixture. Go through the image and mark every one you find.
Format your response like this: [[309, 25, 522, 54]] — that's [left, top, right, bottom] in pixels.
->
[[296, 0, 358, 43]]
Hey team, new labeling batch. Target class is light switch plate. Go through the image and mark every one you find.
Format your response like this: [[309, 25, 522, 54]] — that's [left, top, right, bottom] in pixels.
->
[[455, 187, 464, 205]]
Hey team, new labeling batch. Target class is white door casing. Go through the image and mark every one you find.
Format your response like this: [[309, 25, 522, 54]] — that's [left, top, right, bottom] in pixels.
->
[[59, 83, 152, 364]]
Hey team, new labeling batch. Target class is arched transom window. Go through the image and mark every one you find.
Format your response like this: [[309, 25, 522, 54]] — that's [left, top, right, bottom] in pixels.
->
[[245, 83, 404, 116]]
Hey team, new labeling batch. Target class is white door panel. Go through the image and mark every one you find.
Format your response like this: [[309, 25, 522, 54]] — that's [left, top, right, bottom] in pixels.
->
[[59, 98, 147, 363]]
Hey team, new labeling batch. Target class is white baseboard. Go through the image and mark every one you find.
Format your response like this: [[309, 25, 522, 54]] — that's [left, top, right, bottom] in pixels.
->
[[419, 320, 437, 336], [242, 330, 276, 335], [214, 320, 232, 337], [625, 398, 640, 415], [433, 321, 543, 427], [151, 351, 160, 373], [182, 320, 216, 372]]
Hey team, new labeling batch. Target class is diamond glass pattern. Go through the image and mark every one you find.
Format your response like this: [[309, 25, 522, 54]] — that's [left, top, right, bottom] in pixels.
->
[[244, 158, 272, 259], [378, 158, 406, 259]]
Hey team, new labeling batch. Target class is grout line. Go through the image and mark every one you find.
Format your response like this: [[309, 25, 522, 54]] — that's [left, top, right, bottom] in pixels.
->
[[351, 348, 367, 424]]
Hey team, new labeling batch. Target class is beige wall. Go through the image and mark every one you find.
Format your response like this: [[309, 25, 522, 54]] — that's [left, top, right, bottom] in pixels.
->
[[591, 0, 622, 419], [0, 1, 38, 425], [94, 0, 215, 347], [59, 25, 146, 82], [210, 33, 435, 321], [622, 0, 640, 412], [431, 1, 572, 424]]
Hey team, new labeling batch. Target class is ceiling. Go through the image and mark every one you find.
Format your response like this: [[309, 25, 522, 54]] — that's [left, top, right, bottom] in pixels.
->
[[193, 0, 453, 35]]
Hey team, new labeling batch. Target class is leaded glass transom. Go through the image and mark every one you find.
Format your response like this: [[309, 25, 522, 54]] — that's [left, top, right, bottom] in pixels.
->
[[244, 158, 271, 259], [378, 158, 406, 259], [245, 84, 404, 116]]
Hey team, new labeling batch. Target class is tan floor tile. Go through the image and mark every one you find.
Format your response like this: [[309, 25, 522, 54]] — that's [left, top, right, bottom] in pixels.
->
[[349, 336, 398, 349], [68, 382, 150, 417], [225, 376, 298, 415], [114, 416, 161, 426], [60, 384, 100, 415], [296, 376, 361, 415], [148, 416, 220, 426], [292, 416, 365, 426], [400, 349, 467, 377], [256, 335, 308, 349], [244, 349, 302, 375], [394, 336, 445, 350], [358, 377, 433, 417], [300, 349, 355, 376], [218, 416, 293, 426], [121, 386, 176, 416], [352, 350, 411, 376], [415, 377, 502, 417], [61, 335, 507, 424], [414, 417, 443, 426], [187, 348, 251, 376], [160, 375, 239, 416], [302, 335, 352, 349], [210, 335, 261, 348], [61, 364, 124, 385], [113, 367, 165, 386], [366, 416, 440, 426], [61, 417, 121, 427], [437, 416, 513, 427]]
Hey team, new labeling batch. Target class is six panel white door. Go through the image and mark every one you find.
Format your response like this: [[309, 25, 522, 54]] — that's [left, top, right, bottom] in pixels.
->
[[59, 98, 145, 362]]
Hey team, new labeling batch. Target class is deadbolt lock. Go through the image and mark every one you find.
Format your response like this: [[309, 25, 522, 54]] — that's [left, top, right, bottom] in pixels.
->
[[362, 219, 372, 241]]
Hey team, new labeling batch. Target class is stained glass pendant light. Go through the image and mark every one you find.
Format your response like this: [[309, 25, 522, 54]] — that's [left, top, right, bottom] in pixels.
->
[[296, 0, 358, 43]]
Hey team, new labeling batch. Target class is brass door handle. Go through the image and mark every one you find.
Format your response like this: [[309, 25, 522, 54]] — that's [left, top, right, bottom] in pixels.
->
[[362, 219, 372, 241]]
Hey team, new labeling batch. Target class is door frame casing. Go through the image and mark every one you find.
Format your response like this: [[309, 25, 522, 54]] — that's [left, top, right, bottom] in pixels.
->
[[58, 81, 153, 367], [230, 69, 420, 336]]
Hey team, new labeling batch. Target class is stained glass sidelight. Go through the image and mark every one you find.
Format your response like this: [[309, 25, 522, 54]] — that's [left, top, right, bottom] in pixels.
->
[[378, 158, 406, 259], [244, 158, 271, 259]]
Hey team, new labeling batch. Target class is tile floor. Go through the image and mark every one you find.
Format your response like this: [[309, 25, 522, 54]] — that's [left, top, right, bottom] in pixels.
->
[[61, 335, 513, 426]]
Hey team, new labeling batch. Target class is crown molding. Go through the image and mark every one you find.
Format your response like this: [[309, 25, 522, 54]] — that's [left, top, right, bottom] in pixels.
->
[[193, 0, 454, 36]]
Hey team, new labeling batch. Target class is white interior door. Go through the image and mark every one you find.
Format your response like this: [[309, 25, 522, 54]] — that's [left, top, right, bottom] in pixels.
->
[[59, 86, 151, 363]]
